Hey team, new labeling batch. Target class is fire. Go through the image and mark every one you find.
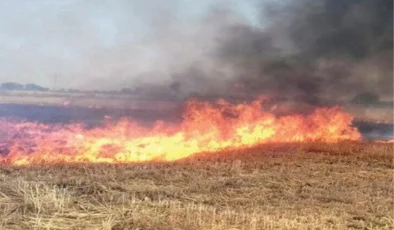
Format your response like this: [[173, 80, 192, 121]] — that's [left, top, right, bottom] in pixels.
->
[[0, 98, 360, 165]]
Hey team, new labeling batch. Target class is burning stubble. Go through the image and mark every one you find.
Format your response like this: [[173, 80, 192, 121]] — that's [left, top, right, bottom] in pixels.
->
[[0, 0, 392, 165], [0, 98, 361, 166], [0, 2, 392, 229]]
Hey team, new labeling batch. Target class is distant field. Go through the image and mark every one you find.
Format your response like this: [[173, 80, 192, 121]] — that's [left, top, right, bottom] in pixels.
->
[[346, 106, 393, 124], [0, 142, 392, 230], [0, 91, 177, 110], [0, 91, 392, 124]]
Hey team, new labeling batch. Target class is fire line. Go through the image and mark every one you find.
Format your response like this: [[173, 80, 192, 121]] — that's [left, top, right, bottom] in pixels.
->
[[0, 98, 361, 166]]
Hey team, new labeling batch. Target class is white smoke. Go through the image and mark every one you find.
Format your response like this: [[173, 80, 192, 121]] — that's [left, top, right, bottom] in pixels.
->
[[0, 0, 260, 90]]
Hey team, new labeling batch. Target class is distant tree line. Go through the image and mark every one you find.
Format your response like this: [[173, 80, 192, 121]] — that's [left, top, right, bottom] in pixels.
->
[[0, 82, 49, 92]]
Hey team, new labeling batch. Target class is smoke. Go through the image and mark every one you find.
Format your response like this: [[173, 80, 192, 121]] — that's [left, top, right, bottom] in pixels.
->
[[0, 0, 248, 90], [0, 0, 392, 105], [114, 0, 393, 106], [212, 0, 393, 105]]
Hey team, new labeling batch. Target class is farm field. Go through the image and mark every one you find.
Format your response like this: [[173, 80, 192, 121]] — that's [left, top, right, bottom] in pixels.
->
[[0, 91, 392, 124], [0, 142, 392, 230], [0, 0, 392, 229], [0, 94, 392, 229]]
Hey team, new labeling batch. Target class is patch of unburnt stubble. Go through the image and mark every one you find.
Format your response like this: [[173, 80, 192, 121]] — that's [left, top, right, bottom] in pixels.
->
[[0, 142, 392, 230]]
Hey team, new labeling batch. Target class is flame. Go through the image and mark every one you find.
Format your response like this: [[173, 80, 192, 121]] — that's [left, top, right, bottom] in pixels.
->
[[0, 98, 361, 165]]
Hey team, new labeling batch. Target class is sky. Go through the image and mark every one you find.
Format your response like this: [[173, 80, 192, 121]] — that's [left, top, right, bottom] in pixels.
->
[[0, 0, 261, 90]]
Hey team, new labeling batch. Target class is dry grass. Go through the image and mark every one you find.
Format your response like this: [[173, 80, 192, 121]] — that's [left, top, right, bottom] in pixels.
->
[[0, 142, 392, 230]]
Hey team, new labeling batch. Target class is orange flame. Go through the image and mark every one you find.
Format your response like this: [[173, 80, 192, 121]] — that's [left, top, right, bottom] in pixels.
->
[[0, 98, 360, 165]]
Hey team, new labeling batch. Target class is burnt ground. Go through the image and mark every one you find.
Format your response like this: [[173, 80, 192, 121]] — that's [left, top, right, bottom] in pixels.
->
[[354, 121, 394, 141]]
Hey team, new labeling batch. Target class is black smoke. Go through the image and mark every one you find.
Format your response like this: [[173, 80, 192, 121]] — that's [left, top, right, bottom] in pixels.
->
[[212, 0, 393, 105]]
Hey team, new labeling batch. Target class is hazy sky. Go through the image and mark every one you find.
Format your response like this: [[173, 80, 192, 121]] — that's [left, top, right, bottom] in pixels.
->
[[0, 0, 260, 90]]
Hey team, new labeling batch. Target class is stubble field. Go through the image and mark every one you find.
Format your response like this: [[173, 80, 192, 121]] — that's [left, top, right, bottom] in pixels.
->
[[0, 142, 392, 230]]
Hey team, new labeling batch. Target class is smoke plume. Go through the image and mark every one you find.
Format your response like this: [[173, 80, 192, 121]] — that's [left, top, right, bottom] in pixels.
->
[[211, 0, 393, 105], [133, 0, 393, 106], [0, 0, 392, 106]]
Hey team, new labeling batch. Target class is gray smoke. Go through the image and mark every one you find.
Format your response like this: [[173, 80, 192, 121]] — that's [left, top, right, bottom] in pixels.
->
[[1, 0, 391, 106], [219, 0, 393, 105], [0, 0, 246, 90]]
